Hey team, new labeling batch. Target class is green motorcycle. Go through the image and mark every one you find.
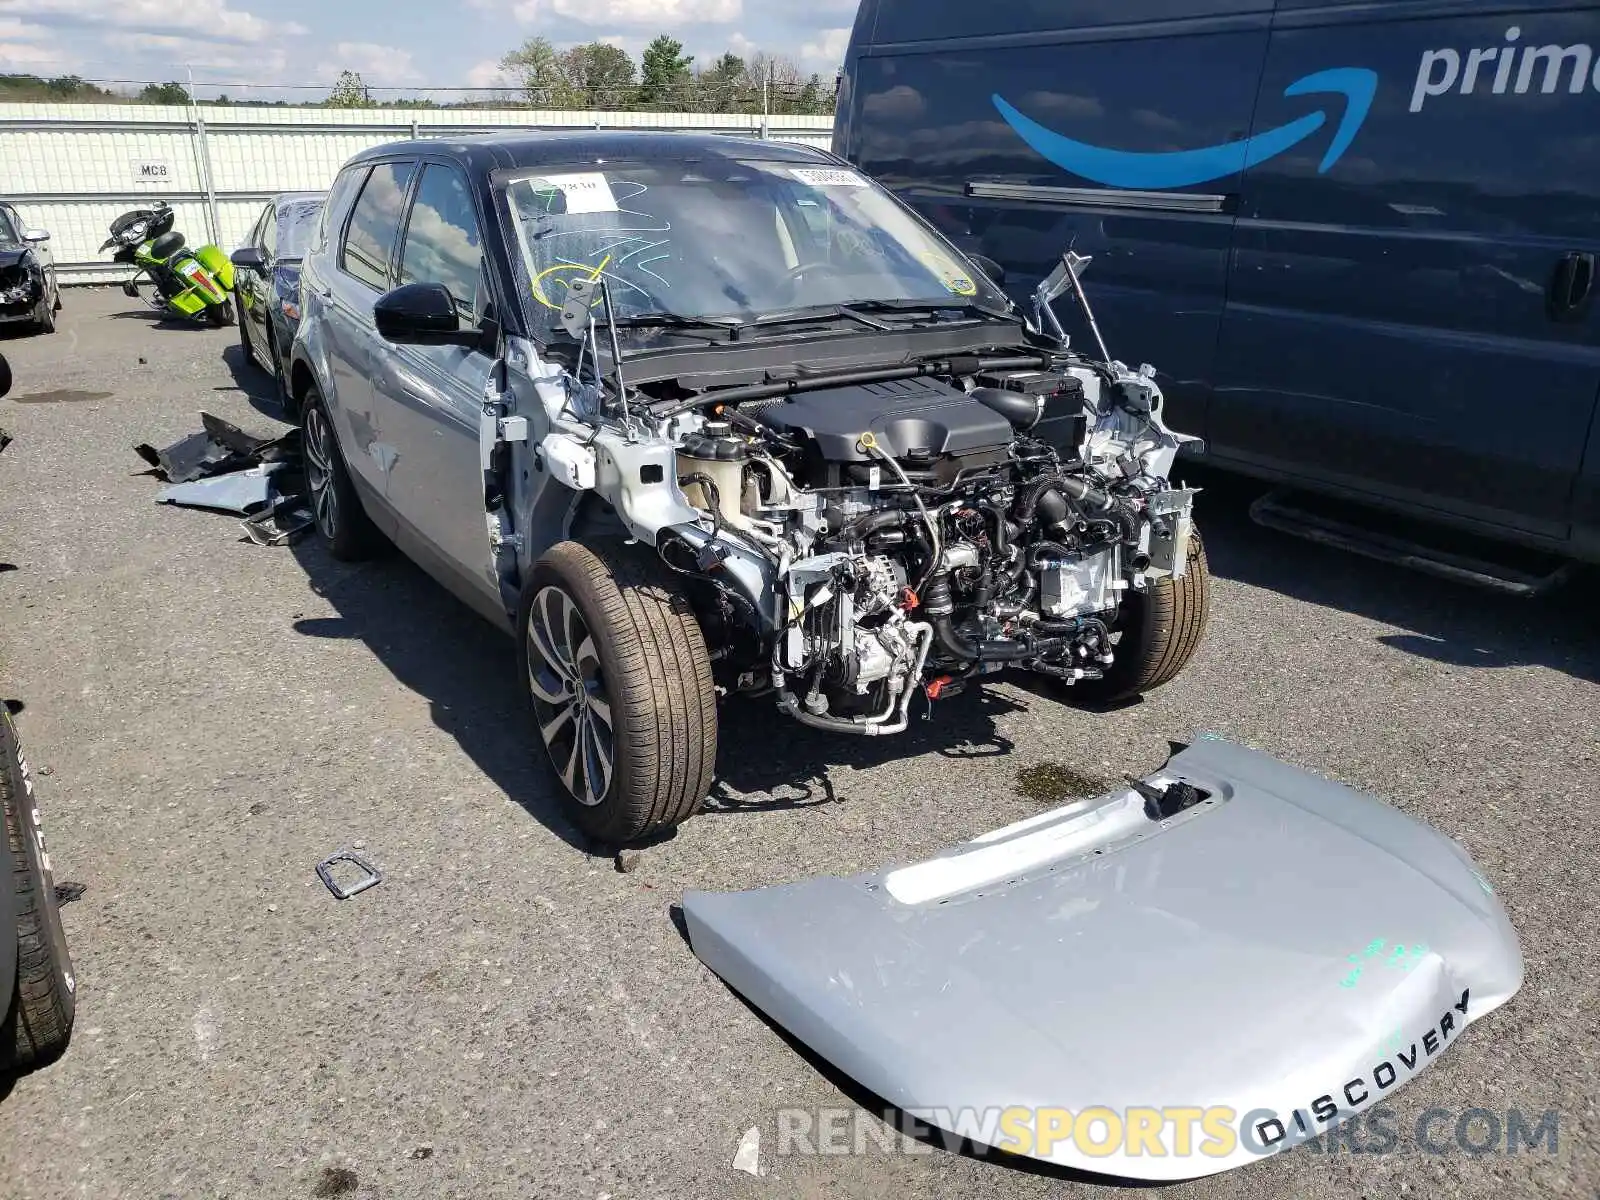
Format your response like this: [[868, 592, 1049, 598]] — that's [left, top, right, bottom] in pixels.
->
[[100, 203, 235, 325]]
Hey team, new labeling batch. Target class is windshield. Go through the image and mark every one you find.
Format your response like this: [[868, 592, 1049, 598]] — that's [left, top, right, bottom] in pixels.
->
[[277, 197, 324, 260], [0, 210, 17, 246], [501, 158, 1008, 336]]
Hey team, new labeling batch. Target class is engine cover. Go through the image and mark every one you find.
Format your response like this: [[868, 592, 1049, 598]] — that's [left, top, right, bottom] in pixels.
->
[[751, 377, 1014, 464]]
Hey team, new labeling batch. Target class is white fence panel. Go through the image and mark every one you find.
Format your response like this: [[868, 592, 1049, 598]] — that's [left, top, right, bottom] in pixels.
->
[[0, 105, 835, 283]]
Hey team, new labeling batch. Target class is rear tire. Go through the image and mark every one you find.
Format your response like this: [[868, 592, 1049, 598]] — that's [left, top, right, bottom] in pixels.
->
[[237, 292, 254, 359], [517, 540, 717, 846], [207, 297, 235, 328], [1068, 527, 1211, 705], [0, 705, 75, 1075], [301, 388, 384, 562]]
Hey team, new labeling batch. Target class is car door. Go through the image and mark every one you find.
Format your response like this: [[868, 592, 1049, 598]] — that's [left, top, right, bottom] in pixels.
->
[[249, 202, 278, 349], [841, 0, 1276, 438], [325, 159, 418, 503], [238, 204, 273, 351], [370, 160, 500, 604], [1210, 1, 1600, 541]]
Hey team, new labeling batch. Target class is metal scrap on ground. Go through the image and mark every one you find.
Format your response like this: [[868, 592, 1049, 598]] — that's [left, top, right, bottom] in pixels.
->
[[135, 411, 311, 544], [315, 850, 383, 901]]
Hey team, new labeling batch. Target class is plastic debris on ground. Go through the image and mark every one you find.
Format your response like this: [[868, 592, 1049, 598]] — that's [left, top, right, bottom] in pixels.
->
[[136, 411, 311, 544], [731, 1127, 762, 1177]]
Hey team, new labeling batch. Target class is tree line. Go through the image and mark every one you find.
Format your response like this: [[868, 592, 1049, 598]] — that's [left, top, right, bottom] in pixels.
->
[[0, 33, 841, 115], [485, 35, 836, 115]]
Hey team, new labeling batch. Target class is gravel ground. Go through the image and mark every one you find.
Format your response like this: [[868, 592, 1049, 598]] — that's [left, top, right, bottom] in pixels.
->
[[0, 288, 1594, 1200]]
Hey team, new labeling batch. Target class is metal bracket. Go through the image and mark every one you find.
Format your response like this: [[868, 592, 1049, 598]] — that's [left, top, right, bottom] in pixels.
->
[[316, 850, 383, 900]]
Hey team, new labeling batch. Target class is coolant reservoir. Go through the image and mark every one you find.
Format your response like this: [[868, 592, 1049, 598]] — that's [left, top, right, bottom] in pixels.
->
[[676, 421, 750, 527]]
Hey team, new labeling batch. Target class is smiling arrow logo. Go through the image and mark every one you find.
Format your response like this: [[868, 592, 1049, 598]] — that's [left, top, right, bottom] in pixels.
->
[[992, 67, 1378, 190]]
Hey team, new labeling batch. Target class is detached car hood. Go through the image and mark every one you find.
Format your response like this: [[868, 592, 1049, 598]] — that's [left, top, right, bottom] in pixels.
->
[[683, 737, 1523, 1180], [0, 247, 31, 271]]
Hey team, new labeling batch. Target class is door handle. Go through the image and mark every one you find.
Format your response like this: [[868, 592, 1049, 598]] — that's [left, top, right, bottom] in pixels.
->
[[1547, 251, 1594, 323]]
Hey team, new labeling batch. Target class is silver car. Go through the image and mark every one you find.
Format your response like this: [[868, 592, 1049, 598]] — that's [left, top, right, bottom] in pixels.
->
[[289, 131, 1211, 843]]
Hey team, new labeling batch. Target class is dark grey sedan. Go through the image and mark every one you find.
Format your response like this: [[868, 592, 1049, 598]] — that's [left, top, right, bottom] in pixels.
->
[[230, 192, 324, 407]]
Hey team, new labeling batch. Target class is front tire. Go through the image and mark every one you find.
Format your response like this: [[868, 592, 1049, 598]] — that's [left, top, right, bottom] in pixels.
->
[[517, 540, 717, 846], [301, 388, 383, 562], [0, 704, 75, 1075], [1068, 527, 1211, 705]]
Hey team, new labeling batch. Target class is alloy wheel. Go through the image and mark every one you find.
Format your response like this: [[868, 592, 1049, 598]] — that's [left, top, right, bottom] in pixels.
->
[[302, 404, 339, 540], [526, 585, 616, 807]]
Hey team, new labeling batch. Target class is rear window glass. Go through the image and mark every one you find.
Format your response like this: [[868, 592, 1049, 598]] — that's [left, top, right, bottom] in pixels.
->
[[341, 161, 416, 290], [277, 198, 324, 260]]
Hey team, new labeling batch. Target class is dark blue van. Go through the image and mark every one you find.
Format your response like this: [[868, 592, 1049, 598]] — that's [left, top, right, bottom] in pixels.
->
[[835, 0, 1600, 569]]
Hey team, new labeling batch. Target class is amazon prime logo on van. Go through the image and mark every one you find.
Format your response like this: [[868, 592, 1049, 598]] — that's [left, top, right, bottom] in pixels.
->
[[992, 67, 1377, 190], [1411, 25, 1600, 111]]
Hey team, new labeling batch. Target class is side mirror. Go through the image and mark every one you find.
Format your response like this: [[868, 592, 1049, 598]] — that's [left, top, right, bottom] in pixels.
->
[[22, 228, 49, 244], [374, 282, 478, 347], [230, 246, 265, 272], [969, 254, 1006, 287]]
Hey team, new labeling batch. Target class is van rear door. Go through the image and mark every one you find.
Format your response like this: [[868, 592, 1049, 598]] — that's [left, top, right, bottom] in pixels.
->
[[1210, 1, 1600, 542], [836, 0, 1276, 438]]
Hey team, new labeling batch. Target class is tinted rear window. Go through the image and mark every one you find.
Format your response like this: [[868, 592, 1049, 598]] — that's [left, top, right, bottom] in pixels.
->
[[872, 0, 1271, 42]]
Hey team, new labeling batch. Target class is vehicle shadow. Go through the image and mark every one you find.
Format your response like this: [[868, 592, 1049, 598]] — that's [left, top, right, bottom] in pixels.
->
[[217, 343, 285, 419], [283, 540, 596, 852], [282, 536, 1030, 847], [105, 308, 213, 331], [1188, 468, 1600, 685], [708, 686, 1023, 813]]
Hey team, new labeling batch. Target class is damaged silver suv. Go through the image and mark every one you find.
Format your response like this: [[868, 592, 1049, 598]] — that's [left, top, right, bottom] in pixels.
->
[[290, 134, 1207, 843]]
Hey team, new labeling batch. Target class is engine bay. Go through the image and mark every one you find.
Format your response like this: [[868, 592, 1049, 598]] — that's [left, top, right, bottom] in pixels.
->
[[651, 354, 1197, 735]]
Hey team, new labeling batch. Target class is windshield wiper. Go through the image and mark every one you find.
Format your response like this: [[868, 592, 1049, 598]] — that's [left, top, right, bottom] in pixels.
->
[[847, 297, 1018, 322], [611, 311, 744, 333], [743, 305, 896, 332]]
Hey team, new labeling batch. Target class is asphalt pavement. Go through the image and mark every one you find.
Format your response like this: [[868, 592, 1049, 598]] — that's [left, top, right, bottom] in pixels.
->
[[0, 288, 1594, 1199]]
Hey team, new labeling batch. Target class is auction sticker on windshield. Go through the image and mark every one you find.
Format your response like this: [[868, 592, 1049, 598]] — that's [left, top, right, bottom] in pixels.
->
[[791, 167, 869, 188], [527, 172, 619, 215]]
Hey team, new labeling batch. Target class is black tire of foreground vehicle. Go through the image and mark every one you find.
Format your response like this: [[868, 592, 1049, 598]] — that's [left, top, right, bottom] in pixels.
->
[[1068, 527, 1211, 706], [517, 540, 718, 846], [236, 292, 253, 359], [301, 388, 386, 562], [0, 704, 75, 1076]]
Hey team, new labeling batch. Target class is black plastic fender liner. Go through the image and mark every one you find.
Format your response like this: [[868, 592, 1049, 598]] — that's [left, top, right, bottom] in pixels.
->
[[660, 523, 780, 634]]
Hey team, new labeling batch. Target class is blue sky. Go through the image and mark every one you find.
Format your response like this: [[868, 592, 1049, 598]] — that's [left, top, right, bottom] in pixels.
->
[[0, 0, 858, 99]]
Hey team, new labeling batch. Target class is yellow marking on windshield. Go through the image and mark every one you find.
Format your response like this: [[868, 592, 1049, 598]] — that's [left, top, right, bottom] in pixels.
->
[[532, 254, 613, 311]]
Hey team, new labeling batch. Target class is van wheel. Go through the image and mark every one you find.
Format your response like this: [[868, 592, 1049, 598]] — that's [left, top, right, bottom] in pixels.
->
[[0, 704, 75, 1075], [301, 389, 383, 562], [1069, 527, 1211, 705], [517, 540, 717, 846]]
